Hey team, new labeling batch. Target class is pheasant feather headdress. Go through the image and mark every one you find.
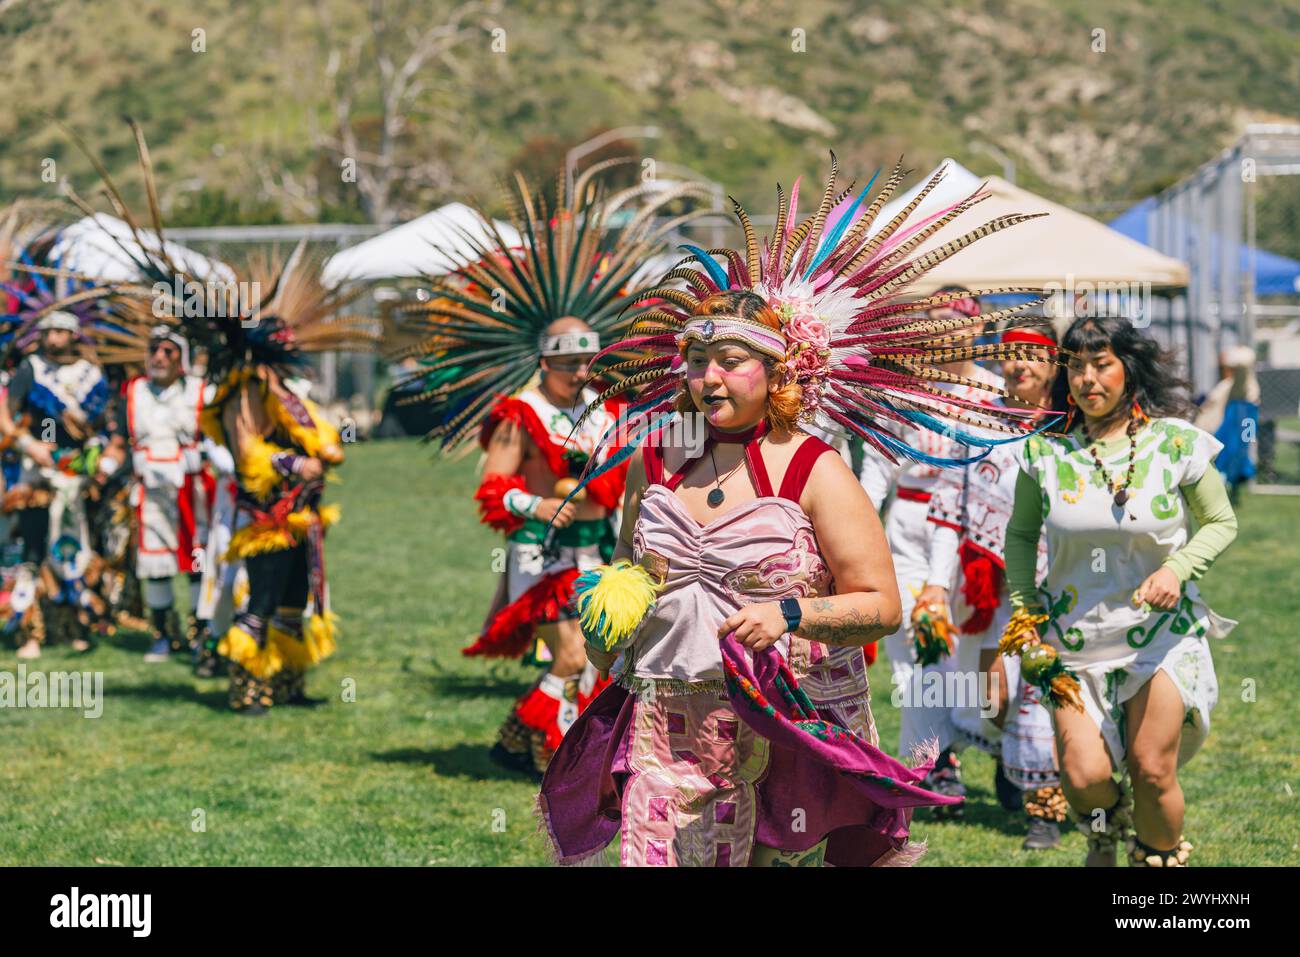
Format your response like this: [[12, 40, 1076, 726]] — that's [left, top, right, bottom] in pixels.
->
[[388, 159, 716, 449], [570, 154, 1060, 482], [4, 120, 378, 381], [0, 200, 163, 371]]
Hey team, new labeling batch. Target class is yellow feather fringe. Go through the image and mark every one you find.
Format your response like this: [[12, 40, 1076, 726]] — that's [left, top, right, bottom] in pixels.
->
[[198, 403, 225, 447], [218, 624, 285, 679], [270, 622, 315, 671], [305, 611, 338, 662], [238, 434, 289, 501], [575, 560, 661, 653], [200, 369, 253, 447], [200, 368, 253, 446], [225, 506, 339, 560], [268, 612, 339, 670], [266, 388, 344, 463], [226, 523, 295, 559]]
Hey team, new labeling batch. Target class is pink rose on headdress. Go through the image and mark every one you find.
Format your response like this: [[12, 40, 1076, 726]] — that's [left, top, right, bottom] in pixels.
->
[[784, 313, 830, 385], [785, 313, 829, 351], [792, 344, 828, 378]]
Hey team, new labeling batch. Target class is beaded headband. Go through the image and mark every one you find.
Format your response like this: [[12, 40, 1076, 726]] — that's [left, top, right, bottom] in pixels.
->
[[675, 316, 788, 363]]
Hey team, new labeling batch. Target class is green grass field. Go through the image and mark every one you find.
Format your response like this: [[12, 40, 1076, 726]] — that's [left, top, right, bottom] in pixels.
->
[[2, 437, 1297, 866]]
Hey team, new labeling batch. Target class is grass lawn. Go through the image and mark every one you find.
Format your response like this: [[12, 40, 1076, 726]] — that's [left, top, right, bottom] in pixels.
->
[[2, 437, 1297, 866]]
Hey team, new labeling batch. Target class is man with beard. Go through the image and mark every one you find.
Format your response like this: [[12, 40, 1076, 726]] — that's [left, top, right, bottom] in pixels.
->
[[0, 310, 115, 659], [114, 325, 216, 666]]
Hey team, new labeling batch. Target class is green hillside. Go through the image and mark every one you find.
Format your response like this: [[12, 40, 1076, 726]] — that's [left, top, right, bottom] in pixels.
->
[[2, 0, 1299, 225]]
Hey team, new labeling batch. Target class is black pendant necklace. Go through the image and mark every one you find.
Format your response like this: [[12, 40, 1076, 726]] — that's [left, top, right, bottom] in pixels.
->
[[706, 444, 747, 507]]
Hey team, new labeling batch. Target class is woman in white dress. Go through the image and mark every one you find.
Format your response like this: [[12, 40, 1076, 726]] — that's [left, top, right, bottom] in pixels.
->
[[1004, 316, 1238, 867]]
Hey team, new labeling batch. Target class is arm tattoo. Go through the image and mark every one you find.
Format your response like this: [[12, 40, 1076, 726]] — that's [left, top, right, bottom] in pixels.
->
[[490, 420, 520, 448], [799, 596, 883, 646]]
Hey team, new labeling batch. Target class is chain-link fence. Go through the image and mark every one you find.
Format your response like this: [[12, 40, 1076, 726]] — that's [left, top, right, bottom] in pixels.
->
[[1142, 124, 1300, 489]]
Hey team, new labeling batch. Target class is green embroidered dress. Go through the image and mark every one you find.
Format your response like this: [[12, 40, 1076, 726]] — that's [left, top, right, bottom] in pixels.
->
[[1005, 417, 1238, 769]]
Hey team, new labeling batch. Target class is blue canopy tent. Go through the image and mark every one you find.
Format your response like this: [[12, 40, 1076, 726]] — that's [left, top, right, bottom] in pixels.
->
[[1110, 198, 1300, 297]]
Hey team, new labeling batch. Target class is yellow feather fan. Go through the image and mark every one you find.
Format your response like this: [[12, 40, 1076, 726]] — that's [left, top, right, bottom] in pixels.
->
[[573, 560, 662, 654]]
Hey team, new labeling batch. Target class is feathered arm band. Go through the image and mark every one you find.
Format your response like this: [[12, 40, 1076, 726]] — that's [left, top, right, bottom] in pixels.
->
[[271, 451, 309, 477], [475, 473, 529, 533], [573, 560, 662, 654]]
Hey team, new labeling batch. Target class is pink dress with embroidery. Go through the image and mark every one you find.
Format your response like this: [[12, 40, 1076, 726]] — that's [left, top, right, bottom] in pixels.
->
[[596, 434, 876, 865], [537, 430, 954, 866]]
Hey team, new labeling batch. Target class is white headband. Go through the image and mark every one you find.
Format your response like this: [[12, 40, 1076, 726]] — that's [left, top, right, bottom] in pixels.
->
[[540, 330, 600, 357], [150, 324, 191, 371], [37, 310, 81, 333]]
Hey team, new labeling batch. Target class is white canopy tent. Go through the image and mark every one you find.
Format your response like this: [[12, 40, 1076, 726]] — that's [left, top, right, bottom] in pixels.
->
[[321, 202, 521, 286], [874, 160, 1190, 291], [49, 213, 234, 282], [628, 250, 686, 288]]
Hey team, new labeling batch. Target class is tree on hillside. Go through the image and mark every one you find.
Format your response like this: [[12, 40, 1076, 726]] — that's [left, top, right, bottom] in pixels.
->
[[310, 0, 502, 226]]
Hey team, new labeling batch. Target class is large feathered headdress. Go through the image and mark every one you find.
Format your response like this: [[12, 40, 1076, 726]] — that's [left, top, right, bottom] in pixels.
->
[[388, 160, 716, 449], [5, 120, 378, 382], [0, 200, 162, 370], [569, 154, 1060, 484]]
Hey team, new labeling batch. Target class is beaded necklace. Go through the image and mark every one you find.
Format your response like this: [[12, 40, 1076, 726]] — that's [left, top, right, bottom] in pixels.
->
[[1081, 413, 1142, 509]]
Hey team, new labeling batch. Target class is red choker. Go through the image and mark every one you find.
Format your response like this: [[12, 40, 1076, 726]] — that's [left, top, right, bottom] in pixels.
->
[[705, 420, 769, 444]]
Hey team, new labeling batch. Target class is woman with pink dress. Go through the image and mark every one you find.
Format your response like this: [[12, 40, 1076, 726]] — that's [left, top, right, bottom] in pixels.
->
[[537, 159, 1059, 866]]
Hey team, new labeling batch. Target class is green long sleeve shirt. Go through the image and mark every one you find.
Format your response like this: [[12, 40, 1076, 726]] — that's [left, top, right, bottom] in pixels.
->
[[1006, 446, 1239, 611]]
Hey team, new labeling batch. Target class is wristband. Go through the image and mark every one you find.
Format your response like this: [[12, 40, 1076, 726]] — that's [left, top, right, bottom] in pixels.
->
[[17, 433, 33, 453], [98, 455, 120, 476], [779, 597, 803, 635], [503, 487, 542, 519], [270, 451, 306, 477]]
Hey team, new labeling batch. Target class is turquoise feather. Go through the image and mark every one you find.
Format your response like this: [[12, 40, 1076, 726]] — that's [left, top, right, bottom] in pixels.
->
[[678, 244, 729, 290]]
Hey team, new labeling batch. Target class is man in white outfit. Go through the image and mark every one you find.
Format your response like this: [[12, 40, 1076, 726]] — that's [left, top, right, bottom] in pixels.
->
[[116, 325, 212, 663]]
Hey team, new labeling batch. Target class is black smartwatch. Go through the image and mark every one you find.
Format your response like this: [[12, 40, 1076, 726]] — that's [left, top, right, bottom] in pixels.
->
[[779, 598, 803, 635]]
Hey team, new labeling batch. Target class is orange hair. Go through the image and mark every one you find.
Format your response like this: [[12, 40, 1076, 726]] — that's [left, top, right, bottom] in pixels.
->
[[673, 291, 802, 433]]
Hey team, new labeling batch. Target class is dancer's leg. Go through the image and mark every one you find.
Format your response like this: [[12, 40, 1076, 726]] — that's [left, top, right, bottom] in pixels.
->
[[1124, 669, 1186, 852], [1054, 703, 1126, 865]]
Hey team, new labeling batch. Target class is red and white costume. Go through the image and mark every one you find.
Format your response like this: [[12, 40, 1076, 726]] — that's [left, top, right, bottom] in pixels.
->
[[466, 385, 629, 659], [466, 384, 631, 771], [858, 363, 1005, 756], [927, 430, 1058, 789], [124, 374, 211, 579]]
